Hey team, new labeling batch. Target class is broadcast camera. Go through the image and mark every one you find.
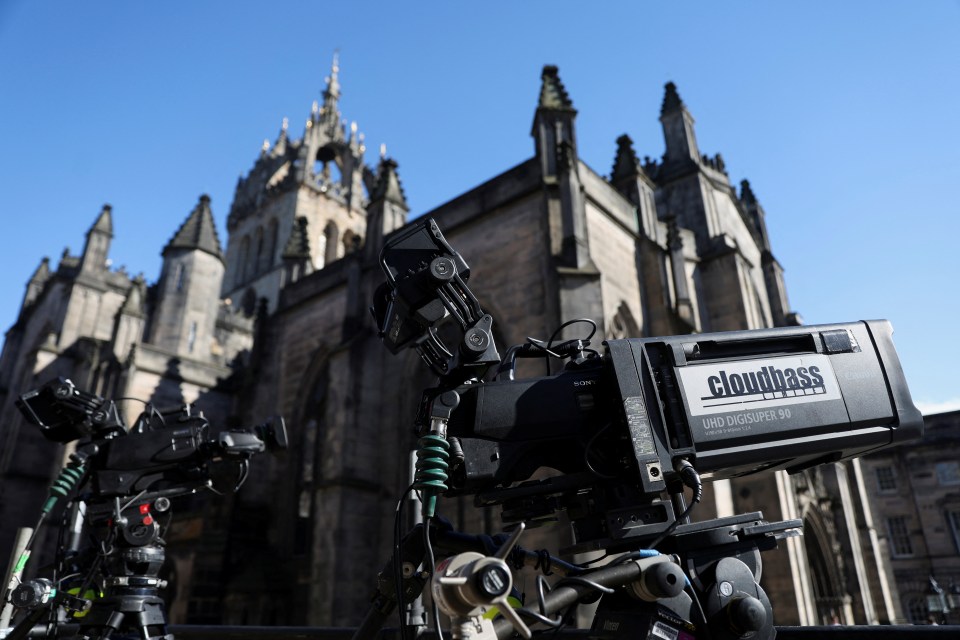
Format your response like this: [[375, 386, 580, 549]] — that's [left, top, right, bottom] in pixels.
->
[[3, 379, 286, 640], [360, 218, 923, 640]]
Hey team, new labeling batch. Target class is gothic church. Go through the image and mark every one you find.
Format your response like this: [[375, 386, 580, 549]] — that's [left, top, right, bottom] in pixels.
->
[[0, 59, 904, 627]]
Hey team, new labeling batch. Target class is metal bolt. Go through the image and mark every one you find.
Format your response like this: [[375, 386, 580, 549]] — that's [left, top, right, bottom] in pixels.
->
[[719, 581, 734, 597]]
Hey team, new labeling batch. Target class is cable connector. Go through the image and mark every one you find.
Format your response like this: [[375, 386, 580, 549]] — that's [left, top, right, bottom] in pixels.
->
[[674, 459, 703, 504]]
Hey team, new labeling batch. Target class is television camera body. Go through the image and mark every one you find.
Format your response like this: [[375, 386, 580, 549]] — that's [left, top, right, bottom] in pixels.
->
[[4, 378, 286, 640], [364, 218, 923, 640]]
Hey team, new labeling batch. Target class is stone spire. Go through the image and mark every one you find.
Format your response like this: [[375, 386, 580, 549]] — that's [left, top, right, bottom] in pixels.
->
[[270, 117, 289, 157], [660, 82, 684, 115], [537, 65, 575, 111], [532, 65, 580, 175], [163, 194, 224, 262], [740, 178, 758, 205], [317, 51, 343, 137], [531, 65, 588, 268], [370, 158, 408, 209], [659, 81, 700, 165], [364, 157, 409, 262], [739, 179, 770, 251], [120, 275, 147, 316], [611, 134, 644, 183], [151, 196, 226, 356], [281, 217, 313, 284], [80, 204, 114, 272], [24, 256, 51, 307], [610, 134, 658, 239]]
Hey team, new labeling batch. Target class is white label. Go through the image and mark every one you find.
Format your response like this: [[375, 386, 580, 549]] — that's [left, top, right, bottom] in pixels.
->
[[651, 621, 679, 640], [678, 354, 841, 416]]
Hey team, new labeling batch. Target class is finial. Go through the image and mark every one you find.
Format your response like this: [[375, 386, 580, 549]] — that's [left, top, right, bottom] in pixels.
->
[[537, 64, 574, 110], [380, 143, 387, 159], [262, 139, 270, 152], [312, 100, 319, 115], [282, 117, 289, 131], [350, 121, 357, 134], [661, 82, 684, 115], [324, 49, 341, 100]]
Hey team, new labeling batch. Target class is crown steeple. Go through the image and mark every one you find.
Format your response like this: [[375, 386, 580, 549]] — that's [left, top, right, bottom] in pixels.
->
[[315, 51, 344, 138]]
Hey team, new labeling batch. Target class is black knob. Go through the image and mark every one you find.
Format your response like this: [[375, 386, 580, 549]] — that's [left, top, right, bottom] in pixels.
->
[[476, 565, 510, 598], [11, 579, 53, 608], [728, 596, 767, 634], [430, 257, 456, 282], [644, 561, 686, 599], [463, 328, 490, 354]]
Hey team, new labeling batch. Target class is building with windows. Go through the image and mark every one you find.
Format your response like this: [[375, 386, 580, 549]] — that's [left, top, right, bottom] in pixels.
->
[[0, 58, 910, 628], [860, 410, 960, 624]]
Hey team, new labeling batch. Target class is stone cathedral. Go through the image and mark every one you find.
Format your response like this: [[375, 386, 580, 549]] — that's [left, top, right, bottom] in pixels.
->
[[0, 60, 905, 627]]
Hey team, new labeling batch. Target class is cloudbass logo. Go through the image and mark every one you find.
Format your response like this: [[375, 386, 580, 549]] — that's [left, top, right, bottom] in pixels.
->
[[707, 365, 825, 399], [678, 354, 841, 416]]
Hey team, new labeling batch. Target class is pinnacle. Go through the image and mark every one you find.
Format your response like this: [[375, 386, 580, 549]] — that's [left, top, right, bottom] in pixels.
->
[[611, 134, 642, 182], [163, 194, 224, 261], [371, 157, 408, 209], [661, 81, 684, 115], [740, 179, 757, 204], [282, 217, 312, 260], [538, 65, 575, 111], [90, 203, 114, 236]]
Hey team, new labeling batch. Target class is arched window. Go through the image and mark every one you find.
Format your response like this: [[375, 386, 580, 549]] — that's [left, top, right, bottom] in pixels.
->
[[295, 359, 330, 555], [264, 218, 279, 272], [238, 235, 251, 285], [803, 513, 847, 625], [254, 227, 264, 277], [314, 144, 343, 189]]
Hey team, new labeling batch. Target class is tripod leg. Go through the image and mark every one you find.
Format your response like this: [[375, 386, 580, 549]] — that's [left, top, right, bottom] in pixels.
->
[[134, 603, 172, 640], [81, 610, 124, 640]]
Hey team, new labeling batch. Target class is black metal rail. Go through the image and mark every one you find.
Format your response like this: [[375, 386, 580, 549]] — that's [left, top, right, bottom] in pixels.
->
[[162, 625, 959, 640]]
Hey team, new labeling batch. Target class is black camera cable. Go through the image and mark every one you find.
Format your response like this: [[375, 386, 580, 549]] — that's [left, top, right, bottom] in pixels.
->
[[644, 460, 702, 552], [392, 482, 416, 640]]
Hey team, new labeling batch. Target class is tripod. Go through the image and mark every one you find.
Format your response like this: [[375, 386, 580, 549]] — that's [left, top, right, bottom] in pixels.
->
[[70, 489, 192, 640], [5, 488, 191, 640]]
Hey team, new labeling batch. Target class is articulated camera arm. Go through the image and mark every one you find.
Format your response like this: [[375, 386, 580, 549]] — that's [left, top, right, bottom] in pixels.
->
[[373, 218, 500, 381]]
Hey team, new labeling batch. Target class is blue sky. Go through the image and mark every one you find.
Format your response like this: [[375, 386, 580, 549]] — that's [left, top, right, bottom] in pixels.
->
[[1, 2, 958, 413]]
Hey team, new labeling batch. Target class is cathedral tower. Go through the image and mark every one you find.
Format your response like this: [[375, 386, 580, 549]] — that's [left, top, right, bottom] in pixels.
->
[[222, 54, 375, 316], [148, 195, 225, 358]]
